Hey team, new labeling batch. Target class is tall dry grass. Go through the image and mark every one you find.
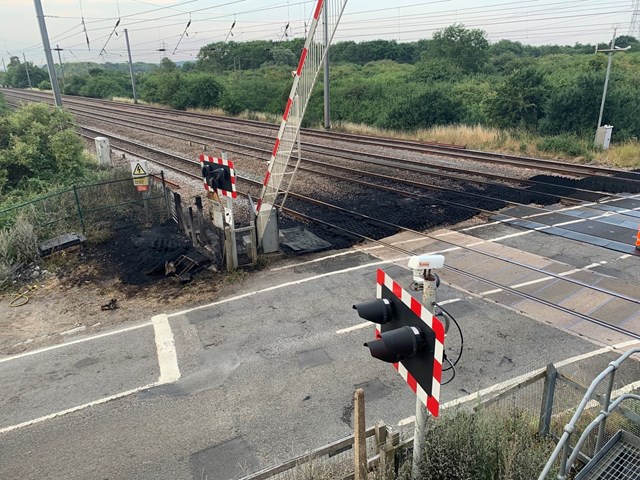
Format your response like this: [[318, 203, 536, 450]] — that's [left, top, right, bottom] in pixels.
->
[[334, 122, 640, 168]]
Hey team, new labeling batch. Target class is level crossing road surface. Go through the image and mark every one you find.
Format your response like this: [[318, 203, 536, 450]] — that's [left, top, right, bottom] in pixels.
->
[[0, 240, 638, 479]]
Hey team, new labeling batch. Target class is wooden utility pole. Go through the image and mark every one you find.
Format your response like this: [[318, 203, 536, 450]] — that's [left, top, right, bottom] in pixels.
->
[[354, 388, 367, 480], [53, 44, 65, 90]]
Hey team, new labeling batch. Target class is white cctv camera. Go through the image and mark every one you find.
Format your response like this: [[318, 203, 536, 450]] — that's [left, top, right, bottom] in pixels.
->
[[408, 254, 445, 283]]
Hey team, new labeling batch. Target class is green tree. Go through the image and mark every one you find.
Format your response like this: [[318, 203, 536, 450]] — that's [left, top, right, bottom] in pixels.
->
[[486, 66, 548, 130], [0, 104, 89, 194], [542, 71, 603, 135], [5, 56, 48, 88], [63, 74, 87, 96], [382, 85, 463, 130], [430, 24, 489, 73]]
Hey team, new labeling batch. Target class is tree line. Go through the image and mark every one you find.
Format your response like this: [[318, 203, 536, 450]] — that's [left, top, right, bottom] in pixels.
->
[[2, 25, 639, 146]]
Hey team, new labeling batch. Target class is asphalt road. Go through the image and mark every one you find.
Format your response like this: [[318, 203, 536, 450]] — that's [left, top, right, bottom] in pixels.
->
[[0, 247, 630, 479]]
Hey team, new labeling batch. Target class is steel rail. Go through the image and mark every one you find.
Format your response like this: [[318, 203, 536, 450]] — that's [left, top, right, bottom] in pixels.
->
[[77, 126, 640, 311], [4, 88, 639, 181], [26, 97, 630, 207]]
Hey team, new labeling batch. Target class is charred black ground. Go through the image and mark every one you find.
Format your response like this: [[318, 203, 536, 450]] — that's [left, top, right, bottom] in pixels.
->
[[83, 223, 210, 285], [281, 172, 640, 250]]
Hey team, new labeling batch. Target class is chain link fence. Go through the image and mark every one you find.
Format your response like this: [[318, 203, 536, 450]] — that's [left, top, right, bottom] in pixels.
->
[[0, 174, 169, 241]]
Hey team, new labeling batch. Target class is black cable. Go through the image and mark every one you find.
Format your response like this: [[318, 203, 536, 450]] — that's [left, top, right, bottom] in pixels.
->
[[435, 302, 464, 368], [441, 355, 456, 385]]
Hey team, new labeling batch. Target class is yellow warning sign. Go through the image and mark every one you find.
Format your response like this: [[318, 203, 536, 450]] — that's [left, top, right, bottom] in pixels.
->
[[132, 163, 147, 176]]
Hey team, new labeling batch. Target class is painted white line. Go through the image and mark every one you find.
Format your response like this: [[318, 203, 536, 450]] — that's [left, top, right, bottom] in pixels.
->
[[168, 256, 413, 318], [336, 322, 371, 335], [477, 261, 606, 297], [0, 381, 160, 435], [0, 316, 181, 435], [270, 250, 360, 271], [461, 194, 640, 237], [0, 321, 153, 364], [618, 254, 632, 260], [437, 298, 461, 306], [152, 314, 180, 383], [397, 339, 640, 426], [336, 300, 460, 334]]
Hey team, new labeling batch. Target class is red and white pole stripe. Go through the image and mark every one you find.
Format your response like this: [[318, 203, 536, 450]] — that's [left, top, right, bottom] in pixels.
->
[[256, 0, 325, 213], [375, 269, 444, 417]]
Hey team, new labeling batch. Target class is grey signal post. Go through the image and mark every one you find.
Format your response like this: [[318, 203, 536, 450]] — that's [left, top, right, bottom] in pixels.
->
[[323, 3, 330, 129], [411, 269, 439, 480], [33, 0, 62, 106]]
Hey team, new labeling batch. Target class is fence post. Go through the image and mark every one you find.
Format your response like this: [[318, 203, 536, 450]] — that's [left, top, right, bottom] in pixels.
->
[[224, 225, 235, 272], [72, 185, 86, 234], [173, 192, 183, 230], [539, 363, 558, 436], [354, 388, 367, 480], [161, 171, 170, 219], [195, 196, 206, 245]]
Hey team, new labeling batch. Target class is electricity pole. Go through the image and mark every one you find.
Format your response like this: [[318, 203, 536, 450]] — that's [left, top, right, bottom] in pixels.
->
[[23, 53, 32, 88], [124, 29, 138, 104], [33, 0, 62, 106], [594, 28, 630, 146], [53, 44, 65, 90]]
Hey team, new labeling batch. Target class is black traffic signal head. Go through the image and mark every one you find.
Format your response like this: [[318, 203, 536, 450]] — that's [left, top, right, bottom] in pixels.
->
[[356, 269, 445, 417], [199, 155, 237, 198], [202, 164, 229, 190], [364, 326, 426, 363], [353, 298, 393, 324]]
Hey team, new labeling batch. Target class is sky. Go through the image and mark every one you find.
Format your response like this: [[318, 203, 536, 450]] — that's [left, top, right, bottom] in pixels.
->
[[0, 0, 638, 67]]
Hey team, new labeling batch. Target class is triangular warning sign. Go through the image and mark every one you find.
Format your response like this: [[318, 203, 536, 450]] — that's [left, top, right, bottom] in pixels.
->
[[132, 163, 147, 175]]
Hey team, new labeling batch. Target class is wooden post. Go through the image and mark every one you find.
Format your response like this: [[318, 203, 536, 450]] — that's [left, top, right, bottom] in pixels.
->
[[354, 388, 367, 480], [173, 192, 183, 230], [224, 225, 235, 272], [195, 196, 206, 245], [187, 206, 197, 244]]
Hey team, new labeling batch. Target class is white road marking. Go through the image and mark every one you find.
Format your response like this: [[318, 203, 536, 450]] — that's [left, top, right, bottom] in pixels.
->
[[437, 298, 461, 306], [477, 261, 607, 297], [0, 321, 152, 364], [270, 250, 360, 271], [336, 322, 371, 334], [168, 256, 411, 318], [0, 316, 180, 434], [397, 339, 640, 426], [618, 254, 632, 260], [460, 194, 640, 238], [152, 314, 181, 383], [0, 382, 160, 435], [336, 299, 460, 334]]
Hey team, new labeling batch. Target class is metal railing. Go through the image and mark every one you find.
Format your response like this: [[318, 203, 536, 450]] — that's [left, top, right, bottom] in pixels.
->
[[539, 348, 640, 479]]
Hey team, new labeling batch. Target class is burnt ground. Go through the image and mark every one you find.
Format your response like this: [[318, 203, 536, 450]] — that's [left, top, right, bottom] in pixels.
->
[[3, 169, 638, 355], [279, 171, 640, 250], [0, 223, 225, 355], [85, 222, 212, 286]]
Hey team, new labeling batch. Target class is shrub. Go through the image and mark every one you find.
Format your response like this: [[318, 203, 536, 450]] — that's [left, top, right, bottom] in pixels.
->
[[537, 134, 591, 158], [0, 213, 39, 284], [37, 80, 51, 90], [416, 407, 558, 480]]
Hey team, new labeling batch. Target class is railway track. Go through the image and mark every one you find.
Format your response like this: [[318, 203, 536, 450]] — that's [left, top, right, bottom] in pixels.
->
[[3, 88, 639, 343], [4, 88, 640, 181], [74, 126, 640, 343]]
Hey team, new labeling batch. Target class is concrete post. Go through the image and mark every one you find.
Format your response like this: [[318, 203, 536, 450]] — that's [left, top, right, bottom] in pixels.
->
[[94, 137, 111, 166]]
